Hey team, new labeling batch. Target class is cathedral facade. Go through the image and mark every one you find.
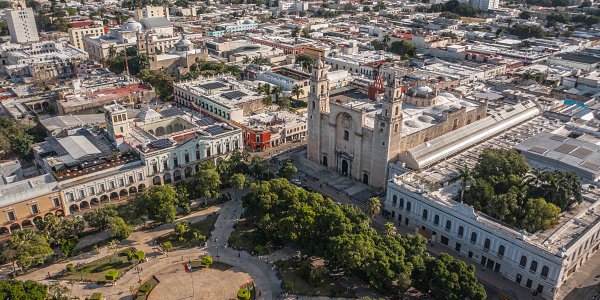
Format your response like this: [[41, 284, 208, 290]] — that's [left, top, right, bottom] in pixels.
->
[[307, 61, 487, 190]]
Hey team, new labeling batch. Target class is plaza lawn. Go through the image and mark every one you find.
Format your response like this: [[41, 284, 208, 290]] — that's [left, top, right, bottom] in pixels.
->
[[155, 213, 219, 250], [275, 259, 354, 298], [228, 217, 274, 255], [135, 276, 159, 300], [61, 248, 138, 283]]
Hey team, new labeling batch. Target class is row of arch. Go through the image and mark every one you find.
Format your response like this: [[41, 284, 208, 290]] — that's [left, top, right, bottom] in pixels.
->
[[68, 184, 145, 214], [0, 210, 64, 235], [147, 123, 186, 137], [392, 194, 553, 280]]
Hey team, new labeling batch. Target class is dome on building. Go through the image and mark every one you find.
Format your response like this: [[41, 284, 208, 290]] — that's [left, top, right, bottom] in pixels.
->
[[121, 18, 143, 32], [418, 115, 435, 123], [431, 104, 449, 112], [174, 35, 194, 52], [242, 19, 255, 24], [404, 120, 421, 128], [136, 107, 162, 122]]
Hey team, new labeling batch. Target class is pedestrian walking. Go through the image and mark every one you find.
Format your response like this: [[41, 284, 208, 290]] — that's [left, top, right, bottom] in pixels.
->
[[238, 252, 241, 257]]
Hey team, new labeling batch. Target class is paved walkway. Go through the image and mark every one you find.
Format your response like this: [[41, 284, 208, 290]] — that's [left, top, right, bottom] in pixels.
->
[[18, 196, 282, 300]]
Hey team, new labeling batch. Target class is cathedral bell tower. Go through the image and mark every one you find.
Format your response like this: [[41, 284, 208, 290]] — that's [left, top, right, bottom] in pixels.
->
[[307, 58, 330, 163], [370, 69, 404, 187]]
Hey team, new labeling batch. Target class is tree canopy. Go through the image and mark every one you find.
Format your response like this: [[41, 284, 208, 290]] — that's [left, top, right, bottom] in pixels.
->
[[0, 118, 34, 159], [462, 148, 580, 232], [242, 178, 485, 299]]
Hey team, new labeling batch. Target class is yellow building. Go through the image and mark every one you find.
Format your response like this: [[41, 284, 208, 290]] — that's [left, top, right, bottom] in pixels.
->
[[68, 22, 104, 51], [0, 174, 64, 236]]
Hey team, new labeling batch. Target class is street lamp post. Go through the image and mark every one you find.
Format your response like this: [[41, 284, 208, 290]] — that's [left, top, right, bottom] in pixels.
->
[[136, 265, 141, 283], [215, 238, 219, 258]]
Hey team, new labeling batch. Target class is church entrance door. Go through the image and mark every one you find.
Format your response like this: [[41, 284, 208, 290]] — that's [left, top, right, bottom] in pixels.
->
[[341, 160, 349, 176]]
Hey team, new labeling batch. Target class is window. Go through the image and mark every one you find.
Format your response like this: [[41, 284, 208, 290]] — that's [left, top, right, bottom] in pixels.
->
[[53, 198, 61, 207], [88, 186, 95, 196], [536, 284, 543, 294], [498, 245, 505, 257], [173, 157, 179, 167], [30, 204, 39, 214], [404, 217, 409, 225], [525, 279, 532, 288], [7, 211, 16, 221], [399, 198, 404, 208], [118, 178, 125, 187], [520, 256, 527, 268], [392, 195, 397, 206], [484, 238, 491, 250], [445, 220, 451, 231], [99, 183, 105, 193], [541, 266, 549, 278], [129, 176, 134, 184], [422, 209, 428, 220], [406, 201, 411, 212], [516, 274, 522, 284], [470, 232, 477, 243], [458, 226, 464, 237], [530, 260, 538, 273], [441, 236, 449, 245], [137, 173, 143, 181], [434, 215, 439, 226], [109, 181, 115, 190], [343, 130, 349, 140]]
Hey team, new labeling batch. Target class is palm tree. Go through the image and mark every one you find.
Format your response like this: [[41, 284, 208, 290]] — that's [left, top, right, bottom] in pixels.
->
[[367, 197, 381, 219], [242, 55, 250, 64], [291, 84, 304, 101], [449, 166, 475, 203], [272, 86, 282, 102], [384, 222, 396, 236], [108, 45, 116, 59]]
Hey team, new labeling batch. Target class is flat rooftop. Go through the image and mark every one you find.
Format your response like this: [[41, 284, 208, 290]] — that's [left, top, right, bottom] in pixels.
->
[[390, 115, 600, 255], [175, 78, 262, 109], [329, 87, 480, 135]]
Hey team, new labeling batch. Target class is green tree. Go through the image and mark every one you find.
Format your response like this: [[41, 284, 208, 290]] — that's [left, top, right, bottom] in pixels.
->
[[387, 41, 417, 58], [0, 280, 49, 300], [229, 173, 247, 201], [518, 11, 531, 20], [449, 166, 475, 203], [425, 254, 486, 300], [510, 24, 545, 39], [58, 236, 78, 257], [367, 197, 381, 218], [522, 198, 560, 232], [291, 84, 304, 101], [107, 216, 132, 240], [201, 255, 213, 268], [278, 159, 298, 179], [174, 221, 191, 237], [2, 229, 54, 268], [137, 69, 175, 100], [271, 85, 283, 102], [135, 185, 180, 223], [84, 205, 119, 231], [384, 222, 397, 236], [194, 163, 222, 205]]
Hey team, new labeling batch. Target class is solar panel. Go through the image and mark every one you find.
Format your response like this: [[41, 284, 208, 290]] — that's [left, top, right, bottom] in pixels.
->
[[205, 125, 227, 135], [550, 135, 568, 142], [150, 139, 174, 149], [571, 147, 593, 159], [221, 91, 247, 100], [196, 117, 215, 127], [529, 146, 548, 155], [581, 161, 600, 171], [160, 107, 183, 118], [199, 82, 226, 90], [555, 143, 578, 154]]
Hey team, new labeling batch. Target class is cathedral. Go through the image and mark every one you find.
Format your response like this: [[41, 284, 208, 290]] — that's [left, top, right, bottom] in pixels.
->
[[307, 60, 488, 190]]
